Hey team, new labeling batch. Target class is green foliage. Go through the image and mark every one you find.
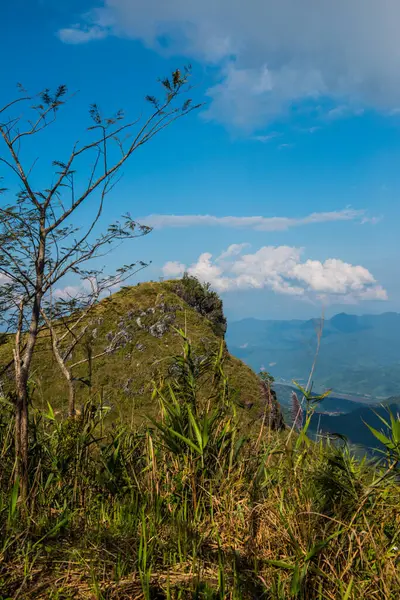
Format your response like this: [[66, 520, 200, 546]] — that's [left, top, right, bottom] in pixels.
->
[[259, 370, 275, 385], [150, 330, 242, 477], [0, 281, 262, 426], [365, 406, 400, 461], [171, 274, 227, 337], [0, 334, 399, 599]]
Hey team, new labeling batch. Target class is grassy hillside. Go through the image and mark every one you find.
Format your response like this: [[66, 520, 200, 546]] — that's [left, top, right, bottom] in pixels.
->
[[0, 280, 280, 429], [1, 283, 399, 598], [1, 369, 399, 598]]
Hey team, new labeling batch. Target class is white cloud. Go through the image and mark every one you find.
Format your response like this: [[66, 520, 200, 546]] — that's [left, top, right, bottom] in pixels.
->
[[163, 244, 387, 302], [291, 258, 386, 296], [217, 243, 250, 261], [53, 285, 82, 300], [58, 24, 109, 44], [252, 133, 280, 143], [58, 0, 400, 130], [162, 261, 186, 278], [143, 208, 375, 231], [361, 215, 383, 225], [0, 273, 11, 285], [187, 253, 232, 292]]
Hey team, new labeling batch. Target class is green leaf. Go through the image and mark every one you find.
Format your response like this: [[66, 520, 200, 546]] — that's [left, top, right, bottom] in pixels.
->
[[389, 411, 400, 444], [293, 381, 308, 398], [290, 564, 302, 596], [168, 428, 202, 454], [364, 422, 392, 448], [187, 405, 203, 452], [45, 401, 56, 421], [32, 515, 71, 550], [342, 577, 354, 600], [305, 530, 343, 561], [8, 479, 19, 523], [265, 559, 295, 570]]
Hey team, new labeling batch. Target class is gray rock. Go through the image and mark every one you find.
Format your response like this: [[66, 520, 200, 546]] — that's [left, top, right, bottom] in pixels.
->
[[122, 378, 133, 396], [149, 320, 169, 338]]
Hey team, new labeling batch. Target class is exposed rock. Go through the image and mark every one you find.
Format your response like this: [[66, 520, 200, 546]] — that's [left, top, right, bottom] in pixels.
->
[[136, 343, 146, 352], [259, 381, 285, 431], [149, 320, 169, 338], [122, 378, 133, 396]]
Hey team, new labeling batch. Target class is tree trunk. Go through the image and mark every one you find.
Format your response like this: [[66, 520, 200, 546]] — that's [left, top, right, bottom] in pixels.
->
[[14, 370, 29, 500], [68, 376, 76, 418], [14, 228, 46, 499]]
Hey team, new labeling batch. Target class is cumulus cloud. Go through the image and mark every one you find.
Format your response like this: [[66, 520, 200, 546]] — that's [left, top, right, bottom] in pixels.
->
[[58, 0, 400, 130], [162, 261, 186, 278], [53, 285, 83, 300], [162, 244, 387, 302], [143, 208, 374, 231]]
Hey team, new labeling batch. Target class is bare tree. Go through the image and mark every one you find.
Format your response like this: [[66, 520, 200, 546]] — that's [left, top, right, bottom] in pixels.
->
[[41, 269, 145, 418], [0, 68, 200, 497]]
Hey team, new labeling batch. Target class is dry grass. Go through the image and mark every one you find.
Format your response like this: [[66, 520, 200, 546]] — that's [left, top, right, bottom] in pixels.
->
[[0, 335, 399, 599]]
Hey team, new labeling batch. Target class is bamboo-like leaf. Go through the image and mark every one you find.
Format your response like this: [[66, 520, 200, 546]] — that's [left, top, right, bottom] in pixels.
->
[[45, 401, 56, 421], [342, 577, 354, 600], [265, 559, 295, 570], [187, 405, 203, 452], [8, 479, 19, 524], [168, 428, 202, 454], [364, 422, 393, 448]]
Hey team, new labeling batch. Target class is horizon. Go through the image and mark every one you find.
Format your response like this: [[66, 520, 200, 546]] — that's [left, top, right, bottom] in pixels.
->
[[228, 309, 400, 323]]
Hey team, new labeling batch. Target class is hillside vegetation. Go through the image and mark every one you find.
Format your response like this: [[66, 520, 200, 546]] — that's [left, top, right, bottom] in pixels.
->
[[0, 279, 399, 598], [0, 278, 281, 430], [0, 333, 399, 598]]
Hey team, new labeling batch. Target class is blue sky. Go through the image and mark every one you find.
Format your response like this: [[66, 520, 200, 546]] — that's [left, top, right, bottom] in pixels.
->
[[2, 0, 400, 320]]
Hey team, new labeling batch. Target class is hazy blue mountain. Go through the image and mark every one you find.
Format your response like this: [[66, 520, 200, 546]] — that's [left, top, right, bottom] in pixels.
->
[[273, 383, 366, 414], [308, 401, 400, 453], [273, 382, 400, 453], [227, 312, 400, 398]]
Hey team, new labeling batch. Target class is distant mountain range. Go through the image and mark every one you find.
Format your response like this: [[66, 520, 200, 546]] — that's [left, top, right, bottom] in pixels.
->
[[227, 312, 400, 398], [307, 401, 400, 453], [272, 382, 400, 454]]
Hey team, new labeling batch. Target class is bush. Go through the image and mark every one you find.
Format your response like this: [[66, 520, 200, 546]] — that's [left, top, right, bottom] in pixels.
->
[[172, 273, 227, 337]]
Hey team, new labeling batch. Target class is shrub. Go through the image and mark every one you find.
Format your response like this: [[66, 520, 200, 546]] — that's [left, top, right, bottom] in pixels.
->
[[172, 273, 227, 337]]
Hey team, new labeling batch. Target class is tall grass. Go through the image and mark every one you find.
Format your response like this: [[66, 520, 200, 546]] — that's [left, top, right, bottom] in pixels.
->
[[0, 334, 399, 599]]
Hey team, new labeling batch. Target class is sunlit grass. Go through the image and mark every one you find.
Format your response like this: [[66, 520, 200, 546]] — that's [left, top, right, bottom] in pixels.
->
[[0, 334, 399, 599]]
